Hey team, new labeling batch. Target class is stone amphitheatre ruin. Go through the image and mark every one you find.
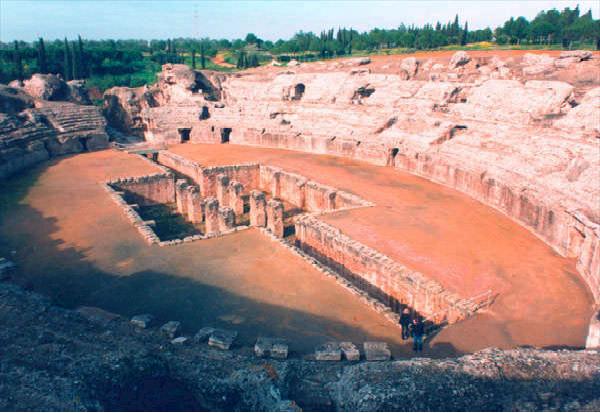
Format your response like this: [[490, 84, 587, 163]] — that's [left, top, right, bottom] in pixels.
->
[[1, 50, 599, 410]]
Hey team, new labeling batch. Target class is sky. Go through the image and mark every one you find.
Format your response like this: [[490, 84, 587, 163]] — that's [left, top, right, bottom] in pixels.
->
[[1, 0, 598, 42]]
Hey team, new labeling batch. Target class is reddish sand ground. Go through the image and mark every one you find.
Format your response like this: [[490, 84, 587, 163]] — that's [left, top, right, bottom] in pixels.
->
[[0, 150, 428, 357], [168, 143, 594, 352]]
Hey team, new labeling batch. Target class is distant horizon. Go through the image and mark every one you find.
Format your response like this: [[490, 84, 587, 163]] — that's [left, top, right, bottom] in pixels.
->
[[1, 0, 599, 42]]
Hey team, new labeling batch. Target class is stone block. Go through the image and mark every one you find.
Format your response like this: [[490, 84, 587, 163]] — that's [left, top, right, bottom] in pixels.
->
[[340, 341, 360, 361], [255, 337, 289, 359], [160, 321, 181, 338], [315, 342, 341, 361], [266, 199, 284, 238], [208, 329, 238, 350], [216, 174, 230, 206], [219, 206, 235, 231], [249, 190, 267, 227], [171, 336, 189, 345], [271, 342, 289, 359], [130, 314, 154, 329], [194, 327, 216, 343], [364, 341, 391, 361], [204, 197, 219, 235], [228, 181, 245, 216], [76, 306, 120, 325]]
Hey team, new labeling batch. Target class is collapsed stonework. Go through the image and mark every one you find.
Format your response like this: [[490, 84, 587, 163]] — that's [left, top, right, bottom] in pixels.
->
[[0, 74, 109, 179], [104, 52, 600, 312]]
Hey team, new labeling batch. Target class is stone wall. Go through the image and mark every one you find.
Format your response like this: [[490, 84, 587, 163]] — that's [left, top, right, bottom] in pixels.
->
[[200, 164, 260, 198], [156, 151, 202, 183], [295, 214, 485, 324], [258, 165, 372, 212], [109, 173, 175, 206]]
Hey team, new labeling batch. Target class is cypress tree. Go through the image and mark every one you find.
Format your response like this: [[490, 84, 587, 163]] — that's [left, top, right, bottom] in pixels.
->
[[200, 42, 206, 69], [63, 37, 71, 80], [37, 37, 48, 73], [14, 41, 23, 82], [71, 41, 79, 79], [192, 49, 196, 69], [77, 35, 86, 77], [461, 21, 468, 46]]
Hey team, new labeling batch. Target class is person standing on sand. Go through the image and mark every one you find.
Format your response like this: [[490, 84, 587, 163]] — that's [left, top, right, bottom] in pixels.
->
[[410, 317, 425, 352], [400, 308, 412, 340]]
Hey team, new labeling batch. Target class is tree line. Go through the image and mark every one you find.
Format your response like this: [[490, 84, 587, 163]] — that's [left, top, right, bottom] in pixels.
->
[[1, 5, 597, 85]]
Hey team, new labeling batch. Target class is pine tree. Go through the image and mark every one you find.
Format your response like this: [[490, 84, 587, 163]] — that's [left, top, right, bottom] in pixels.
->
[[37, 37, 47, 73], [63, 38, 71, 80], [461, 21, 468, 46], [14, 41, 23, 82]]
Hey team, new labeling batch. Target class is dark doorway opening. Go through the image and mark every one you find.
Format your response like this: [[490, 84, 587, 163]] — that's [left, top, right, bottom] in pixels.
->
[[292, 83, 305, 100], [199, 106, 210, 120], [387, 148, 399, 167], [178, 128, 191, 143], [220, 127, 232, 143]]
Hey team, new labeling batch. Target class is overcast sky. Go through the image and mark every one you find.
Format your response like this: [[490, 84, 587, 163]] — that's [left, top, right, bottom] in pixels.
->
[[1, 0, 598, 42]]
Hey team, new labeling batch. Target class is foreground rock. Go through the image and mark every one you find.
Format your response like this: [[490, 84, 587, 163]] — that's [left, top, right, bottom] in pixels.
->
[[1, 282, 599, 411]]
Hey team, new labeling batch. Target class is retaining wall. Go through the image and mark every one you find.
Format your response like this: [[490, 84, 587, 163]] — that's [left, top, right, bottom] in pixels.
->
[[295, 214, 480, 324]]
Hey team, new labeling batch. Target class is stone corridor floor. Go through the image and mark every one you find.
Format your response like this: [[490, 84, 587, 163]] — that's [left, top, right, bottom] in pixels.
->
[[0, 146, 594, 357]]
